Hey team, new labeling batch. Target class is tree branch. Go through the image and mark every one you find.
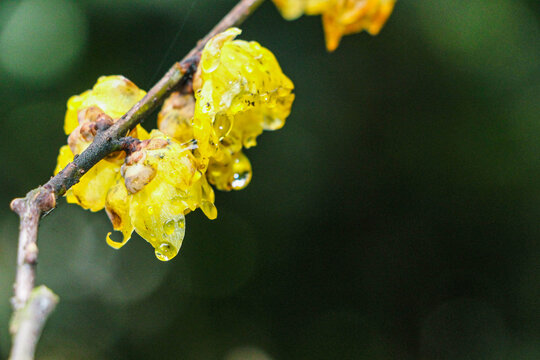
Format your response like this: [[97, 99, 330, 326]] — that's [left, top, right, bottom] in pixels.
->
[[8, 1, 266, 359], [9, 287, 58, 360]]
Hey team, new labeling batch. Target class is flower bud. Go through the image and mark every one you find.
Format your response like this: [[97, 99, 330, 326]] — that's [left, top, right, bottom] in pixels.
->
[[121, 162, 157, 194], [158, 92, 196, 144]]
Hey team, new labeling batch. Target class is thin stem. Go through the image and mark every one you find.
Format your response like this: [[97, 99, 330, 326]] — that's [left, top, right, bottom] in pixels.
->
[[185, 0, 266, 60], [10, 194, 42, 311], [9, 287, 58, 360], [8, 1, 266, 359]]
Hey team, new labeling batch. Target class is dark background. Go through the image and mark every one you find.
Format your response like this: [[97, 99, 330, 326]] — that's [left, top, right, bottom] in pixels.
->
[[0, 0, 539, 359]]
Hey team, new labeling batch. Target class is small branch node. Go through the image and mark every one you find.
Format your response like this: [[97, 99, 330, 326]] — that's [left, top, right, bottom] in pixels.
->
[[36, 191, 56, 213], [10, 197, 29, 216], [118, 136, 142, 155], [24, 243, 38, 265]]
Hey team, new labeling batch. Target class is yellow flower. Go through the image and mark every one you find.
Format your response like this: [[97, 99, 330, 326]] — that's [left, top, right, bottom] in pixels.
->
[[56, 34, 295, 260], [272, 0, 396, 51], [105, 130, 217, 261], [322, 0, 396, 51], [56, 75, 222, 261], [272, 0, 332, 19], [55, 76, 149, 212], [67, 107, 114, 157], [105, 176, 134, 249], [64, 75, 146, 134], [272, 0, 306, 19], [192, 27, 295, 167]]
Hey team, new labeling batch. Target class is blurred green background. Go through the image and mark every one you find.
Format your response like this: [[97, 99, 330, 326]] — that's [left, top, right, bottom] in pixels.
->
[[1, 0, 539, 359]]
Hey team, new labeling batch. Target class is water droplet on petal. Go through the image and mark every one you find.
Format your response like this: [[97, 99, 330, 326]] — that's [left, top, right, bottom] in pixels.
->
[[231, 152, 252, 190], [232, 172, 251, 190], [213, 113, 233, 140], [164, 220, 175, 235], [154, 242, 177, 262]]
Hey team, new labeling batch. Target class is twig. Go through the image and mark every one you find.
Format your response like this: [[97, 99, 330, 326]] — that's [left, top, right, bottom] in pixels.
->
[[7, 1, 266, 359], [10, 193, 45, 312], [9, 286, 58, 360]]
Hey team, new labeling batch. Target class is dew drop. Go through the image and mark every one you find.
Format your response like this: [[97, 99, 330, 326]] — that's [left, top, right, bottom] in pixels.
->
[[231, 172, 251, 190], [154, 250, 168, 261], [213, 113, 233, 139], [164, 220, 175, 235], [154, 242, 176, 262], [231, 153, 252, 190], [163, 216, 186, 235]]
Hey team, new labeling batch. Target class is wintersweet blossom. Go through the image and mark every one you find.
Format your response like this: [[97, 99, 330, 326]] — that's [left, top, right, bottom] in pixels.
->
[[54, 30, 294, 260], [272, 0, 396, 51]]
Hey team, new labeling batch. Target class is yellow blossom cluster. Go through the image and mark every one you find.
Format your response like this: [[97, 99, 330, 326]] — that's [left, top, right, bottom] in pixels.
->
[[107, 130, 217, 261], [161, 28, 295, 191], [272, 0, 396, 51], [55, 76, 149, 212], [54, 29, 294, 261]]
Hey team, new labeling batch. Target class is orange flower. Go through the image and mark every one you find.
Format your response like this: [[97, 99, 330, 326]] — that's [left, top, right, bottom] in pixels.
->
[[323, 0, 396, 51], [272, 0, 396, 51]]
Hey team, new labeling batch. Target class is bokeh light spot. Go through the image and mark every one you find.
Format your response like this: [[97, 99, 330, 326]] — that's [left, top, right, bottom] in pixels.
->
[[414, 0, 539, 84], [0, 0, 87, 85]]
